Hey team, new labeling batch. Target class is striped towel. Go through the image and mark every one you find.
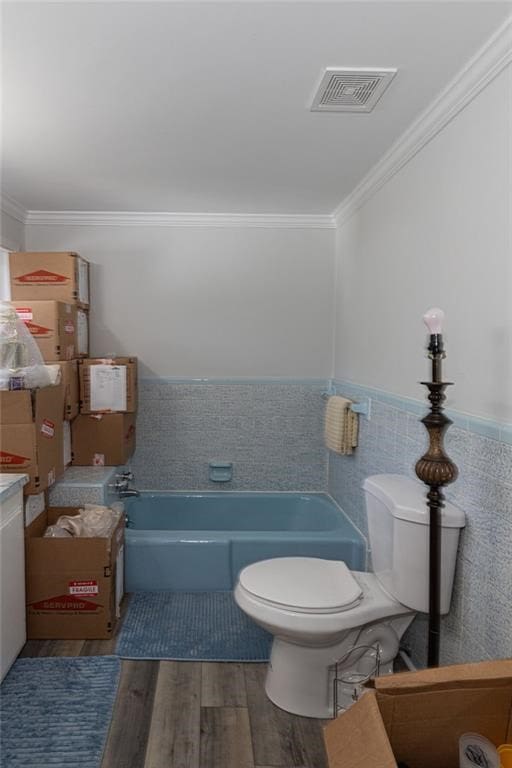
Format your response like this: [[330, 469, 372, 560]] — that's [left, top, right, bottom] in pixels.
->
[[324, 395, 359, 455]]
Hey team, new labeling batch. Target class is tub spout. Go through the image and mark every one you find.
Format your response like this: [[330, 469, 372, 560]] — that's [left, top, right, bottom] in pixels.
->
[[118, 488, 140, 498], [112, 472, 139, 499]]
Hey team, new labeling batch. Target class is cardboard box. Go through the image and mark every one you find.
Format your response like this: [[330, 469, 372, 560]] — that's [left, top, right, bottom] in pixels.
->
[[0, 384, 64, 494], [79, 357, 137, 413], [59, 360, 79, 420], [324, 660, 512, 768], [71, 413, 136, 466], [9, 252, 89, 308], [76, 308, 89, 357], [12, 300, 77, 362], [25, 507, 124, 639]]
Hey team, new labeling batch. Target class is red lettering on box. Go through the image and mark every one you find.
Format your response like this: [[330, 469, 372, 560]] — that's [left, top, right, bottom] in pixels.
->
[[16, 269, 68, 284], [25, 321, 52, 337], [0, 450, 30, 465], [29, 594, 101, 611]]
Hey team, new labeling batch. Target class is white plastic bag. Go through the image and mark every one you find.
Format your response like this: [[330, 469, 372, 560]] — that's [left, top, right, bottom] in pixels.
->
[[0, 302, 53, 390], [43, 525, 73, 538], [43, 505, 122, 539]]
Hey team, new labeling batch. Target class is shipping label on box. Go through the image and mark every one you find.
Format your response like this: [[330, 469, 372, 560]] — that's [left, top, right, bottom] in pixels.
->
[[90, 365, 127, 411], [79, 357, 137, 413], [68, 580, 99, 596]]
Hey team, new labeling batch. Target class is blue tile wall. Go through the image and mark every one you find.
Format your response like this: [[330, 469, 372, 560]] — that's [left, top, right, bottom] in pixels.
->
[[130, 375, 511, 667], [49, 466, 118, 507], [130, 379, 328, 491], [328, 379, 512, 668]]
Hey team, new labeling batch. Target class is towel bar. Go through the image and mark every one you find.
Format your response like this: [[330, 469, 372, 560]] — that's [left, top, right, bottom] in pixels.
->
[[321, 391, 371, 420]]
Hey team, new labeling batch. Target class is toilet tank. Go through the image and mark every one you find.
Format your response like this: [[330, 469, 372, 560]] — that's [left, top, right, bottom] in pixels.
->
[[363, 474, 465, 614]]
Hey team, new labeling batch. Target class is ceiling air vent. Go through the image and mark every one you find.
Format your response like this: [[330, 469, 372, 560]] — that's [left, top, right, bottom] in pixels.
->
[[310, 67, 397, 113]]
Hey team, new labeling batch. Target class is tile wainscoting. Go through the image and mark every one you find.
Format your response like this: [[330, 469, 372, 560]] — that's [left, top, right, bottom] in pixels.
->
[[328, 379, 512, 668], [131, 379, 328, 492], [129, 375, 511, 668]]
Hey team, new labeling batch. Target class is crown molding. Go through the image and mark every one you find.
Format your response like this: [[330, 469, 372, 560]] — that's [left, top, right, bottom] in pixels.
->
[[334, 15, 512, 227], [1, 194, 27, 224], [24, 210, 336, 229]]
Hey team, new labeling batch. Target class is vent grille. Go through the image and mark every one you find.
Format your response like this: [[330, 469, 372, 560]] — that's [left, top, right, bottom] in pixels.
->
[[311, 68, 397, 112]]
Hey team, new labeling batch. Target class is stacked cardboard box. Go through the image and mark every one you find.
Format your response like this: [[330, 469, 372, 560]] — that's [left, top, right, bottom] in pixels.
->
[[7, 251, 138, 470], [6, 252, 131, 640], [73, 357, 138, 466], [10, 301, 78, 362], [0, 383, 65, 494], [324, 660, 512, 768], [7, 252, 90, 484], [9, 252, 90, 308], [25, 507, 125, 639]]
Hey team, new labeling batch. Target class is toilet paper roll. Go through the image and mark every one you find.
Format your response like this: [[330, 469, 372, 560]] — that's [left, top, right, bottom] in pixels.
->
[[459, 733, 499, 768]]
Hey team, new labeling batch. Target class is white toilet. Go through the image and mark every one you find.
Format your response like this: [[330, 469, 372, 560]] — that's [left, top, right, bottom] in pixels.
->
[[234, 474, 465, 718]]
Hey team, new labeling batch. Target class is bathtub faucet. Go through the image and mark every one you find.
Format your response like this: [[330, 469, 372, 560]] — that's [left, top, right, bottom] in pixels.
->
[[113, 471, 140, 498], [118, 488, 140, 498]]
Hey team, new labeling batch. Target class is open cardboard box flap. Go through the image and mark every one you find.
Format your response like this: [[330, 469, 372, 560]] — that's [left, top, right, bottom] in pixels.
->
[[324, 660, 512, 768], [324, 690, 397, 768], [371, 659, 512, 694]]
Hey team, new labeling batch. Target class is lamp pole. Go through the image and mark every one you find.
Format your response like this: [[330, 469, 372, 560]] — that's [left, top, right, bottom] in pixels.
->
[[415, 308, 458, 667]]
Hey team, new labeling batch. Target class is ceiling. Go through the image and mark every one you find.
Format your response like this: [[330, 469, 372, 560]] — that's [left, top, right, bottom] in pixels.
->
[[2, 1, 510, 215]]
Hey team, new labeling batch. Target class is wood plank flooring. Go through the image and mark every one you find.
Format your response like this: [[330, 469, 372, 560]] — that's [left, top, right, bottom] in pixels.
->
[[19, 610, 329, 768]]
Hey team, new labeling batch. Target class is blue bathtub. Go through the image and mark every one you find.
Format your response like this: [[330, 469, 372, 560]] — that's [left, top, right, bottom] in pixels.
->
[[124, 492, 366, 591]]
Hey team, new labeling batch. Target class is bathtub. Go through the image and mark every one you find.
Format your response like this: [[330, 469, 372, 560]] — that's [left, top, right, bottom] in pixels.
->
[[124, 492, 366, 591]]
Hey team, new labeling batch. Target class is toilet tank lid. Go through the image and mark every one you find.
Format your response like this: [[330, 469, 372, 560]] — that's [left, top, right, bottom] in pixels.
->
[[363, 474, 465, 528]]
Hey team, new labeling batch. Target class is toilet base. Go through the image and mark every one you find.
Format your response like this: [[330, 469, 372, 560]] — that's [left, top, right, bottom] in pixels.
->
[[265, 634, 358, 718], [264, 615, 414, 718]]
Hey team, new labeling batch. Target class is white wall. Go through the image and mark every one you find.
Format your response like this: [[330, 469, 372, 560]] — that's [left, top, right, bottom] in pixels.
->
[[1, 210, 24, 252], [0, 210, 25, 300], [24, 224, 335, 378], [334, 63, 512, 423]]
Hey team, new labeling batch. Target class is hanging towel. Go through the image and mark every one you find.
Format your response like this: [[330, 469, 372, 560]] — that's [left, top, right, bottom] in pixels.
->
[[324, 395, 359, 455]]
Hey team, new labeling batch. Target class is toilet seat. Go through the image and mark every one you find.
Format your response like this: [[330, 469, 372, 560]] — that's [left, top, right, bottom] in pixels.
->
[[238, 557, 363, 614]]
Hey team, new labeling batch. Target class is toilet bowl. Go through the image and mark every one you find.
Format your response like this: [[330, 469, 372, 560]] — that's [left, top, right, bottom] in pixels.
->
[[235, 558, 414, 717], [234, 474, 465, 718]]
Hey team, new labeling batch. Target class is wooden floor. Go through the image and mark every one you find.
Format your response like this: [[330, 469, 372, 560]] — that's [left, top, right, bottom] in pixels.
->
[[20, 605, 329, 768]]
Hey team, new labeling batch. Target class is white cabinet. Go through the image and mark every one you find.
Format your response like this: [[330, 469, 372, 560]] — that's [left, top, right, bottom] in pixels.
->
[[0, 474, 28, 681]]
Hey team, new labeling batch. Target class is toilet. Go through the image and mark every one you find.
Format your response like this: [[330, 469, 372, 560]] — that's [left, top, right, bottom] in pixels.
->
[[234, 474, 465, 718]]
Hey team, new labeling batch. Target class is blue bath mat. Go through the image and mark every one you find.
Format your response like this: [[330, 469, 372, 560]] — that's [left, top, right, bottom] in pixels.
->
[[116, 591, 272, 661], [0, 655, 120, 768]]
